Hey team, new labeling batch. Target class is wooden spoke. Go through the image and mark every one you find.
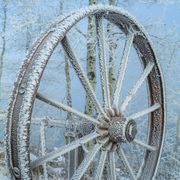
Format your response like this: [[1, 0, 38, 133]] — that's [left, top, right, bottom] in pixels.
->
[[133, 139, 157, 151], [96, 15, 111, 108], [31, 132, 99, 169], [109, 151, 116, 180], [71, 143, 102, 180], [117, 146, 137, 180], [120, 62, 154, 112], [127, 103, 160, 120], [93, 150, 108, 180], [113, 32, 134, 107], [36, 92, 100, 125], [40, 121, 48, 180], [61, 36, 108, 118]]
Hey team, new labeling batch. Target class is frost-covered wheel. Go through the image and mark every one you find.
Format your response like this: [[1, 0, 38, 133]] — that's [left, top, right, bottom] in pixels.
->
[[6, 5, 165, 180]]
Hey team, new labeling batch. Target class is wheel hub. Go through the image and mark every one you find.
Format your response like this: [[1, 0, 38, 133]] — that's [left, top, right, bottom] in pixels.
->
[[108, 117, 137, 143], [97, 108, 137, 147]]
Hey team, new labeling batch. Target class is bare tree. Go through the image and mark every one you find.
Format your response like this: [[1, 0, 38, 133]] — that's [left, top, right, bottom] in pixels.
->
[[85, 0, 98, 115], [25, 26, 32, 52], [107, 0, 116, 97], [174, 116, 180, 153], [0, 0, 8, 102], [82, 0, 98, 177]]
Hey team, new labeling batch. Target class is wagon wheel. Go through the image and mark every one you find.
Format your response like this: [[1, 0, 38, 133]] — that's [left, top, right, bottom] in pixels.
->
[[6, 5, 165, 180]]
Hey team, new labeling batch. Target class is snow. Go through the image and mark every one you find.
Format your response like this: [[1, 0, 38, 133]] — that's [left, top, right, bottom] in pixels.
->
[[0, 174, 9, 180], [0, 145, 10, 180], [1, 3, 180, 179]]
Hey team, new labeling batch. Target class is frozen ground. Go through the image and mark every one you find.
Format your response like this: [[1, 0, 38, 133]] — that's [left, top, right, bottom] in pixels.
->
[[0, 115, 10, 180], [0, 143, 10, 180]]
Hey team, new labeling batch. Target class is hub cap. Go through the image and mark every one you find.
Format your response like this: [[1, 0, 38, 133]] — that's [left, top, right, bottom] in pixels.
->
[[97, 108, 137, 149]]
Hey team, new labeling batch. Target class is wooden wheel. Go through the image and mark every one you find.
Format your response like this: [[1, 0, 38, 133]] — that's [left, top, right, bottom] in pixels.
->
[[6, 5, 165, 180]]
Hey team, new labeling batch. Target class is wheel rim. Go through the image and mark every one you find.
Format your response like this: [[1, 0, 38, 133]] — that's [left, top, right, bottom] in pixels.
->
[[5, 5, 165, 180]]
